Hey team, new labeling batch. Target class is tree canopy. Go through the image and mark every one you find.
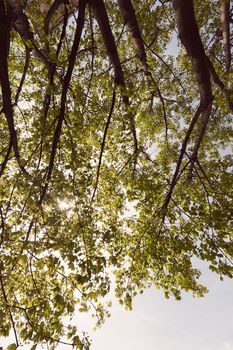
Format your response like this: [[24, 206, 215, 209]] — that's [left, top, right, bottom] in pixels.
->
[[0, 0, 232, 348]]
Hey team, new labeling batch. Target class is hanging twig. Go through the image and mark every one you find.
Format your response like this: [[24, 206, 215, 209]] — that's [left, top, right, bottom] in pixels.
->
[[0, 141, 12, 177], [91, 89, 116, 202], [162, 104, 202, 212], [13, 46, 30, 106], [0, 276, 19, 348]]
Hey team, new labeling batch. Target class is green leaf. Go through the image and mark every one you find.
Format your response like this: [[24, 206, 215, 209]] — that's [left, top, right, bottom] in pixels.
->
[[7, 344, 17, 350], [73, 335, 82, 347]]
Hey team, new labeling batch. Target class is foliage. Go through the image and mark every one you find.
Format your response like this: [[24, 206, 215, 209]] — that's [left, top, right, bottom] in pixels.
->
[[0, 0, 232, 348]]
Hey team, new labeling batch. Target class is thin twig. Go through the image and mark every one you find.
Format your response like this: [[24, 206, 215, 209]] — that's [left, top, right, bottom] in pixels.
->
[[91, 89, 116, 202]]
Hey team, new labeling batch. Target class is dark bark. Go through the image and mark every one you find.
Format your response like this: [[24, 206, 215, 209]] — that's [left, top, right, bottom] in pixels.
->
[[162, 0, 214, 211], [7, 0, 33, 42], [0, 0, 20, 165], [89, 0, 125, 86], [173, 0, 213, 166], [117, 0, 168, 137], [44, 0, 80, 34], [173, 0, 212, 106], [220, 0, 231, 70], [44, 0, 64, 34], [0, 142, 12, 177], [117, 0, 147, 67], [36, 4, 69, 174], [162, 105, 202, 213], [188, 101, 213, 176], [90, 0, 138, 161], [6, 0, 51, 68]]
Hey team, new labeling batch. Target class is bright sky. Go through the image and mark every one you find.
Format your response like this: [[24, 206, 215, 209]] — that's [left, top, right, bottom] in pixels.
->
[[90, 263, 233, 350], [1, 262, 233, 350]]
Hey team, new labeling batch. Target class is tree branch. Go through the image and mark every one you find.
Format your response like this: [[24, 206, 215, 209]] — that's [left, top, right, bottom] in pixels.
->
[[173, 0, 213, 176], [40, 0, 86, 203], [7, 0, 51, 69], [0, 141, 12, 177], [117, 0, 147, 68], [0, 276, 19, 347], [44, 0, 64, 34], [207, 56, 233, 112], [0, 0, 21, 166], [89, 0, 124, 86], [220, 0, 231, 70], [13, 46, 30, 106], [162, 105, 202, 212], [117, 0, 168, 138], [90, 0, 138, 164], [44, 0, 80, 34], [91, 89, 116, 202]]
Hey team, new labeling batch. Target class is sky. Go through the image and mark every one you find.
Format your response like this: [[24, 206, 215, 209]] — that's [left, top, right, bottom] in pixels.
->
[[1, 262, 233, 350], [90, 263, 233, 350]]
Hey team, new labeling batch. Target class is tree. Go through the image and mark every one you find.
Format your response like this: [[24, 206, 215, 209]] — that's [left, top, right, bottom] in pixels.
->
[[0, 0, 232, 348]]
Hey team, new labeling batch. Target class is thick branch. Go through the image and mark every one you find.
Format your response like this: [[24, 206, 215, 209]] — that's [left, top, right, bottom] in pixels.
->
[[7, 0, 33, 41], [173, 0, 212, 106], [0, 0, 21, 165], [173, 0, 213, 174], [36, 4, 69, 173], [0, 142, 12, 177], [117, 0, 147, 68], [90, 0, 138, 161], [162, 0, 214, 212], [220, 0, 231, 70], [188, 101, 213, 176], [44, 0, 79, 34], [44, 0, 64, 34], [89, 0, 125, 86], [117, 0, 168, 137], [6, 0, 51, 68]]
